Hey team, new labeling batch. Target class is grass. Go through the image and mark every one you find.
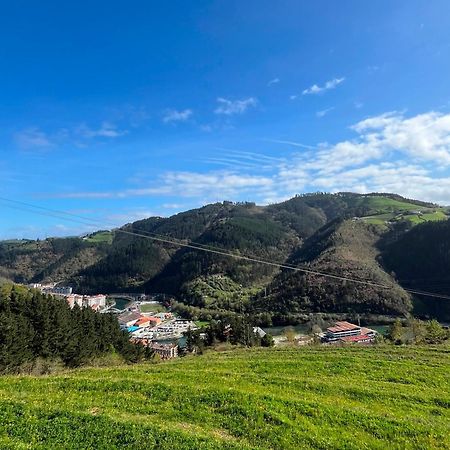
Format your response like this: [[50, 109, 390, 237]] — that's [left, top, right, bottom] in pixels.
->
[[194, 320, 210, 328], [355, 196, 428, 213], [0, 346, 449, 449], [140, 303, 168, 313], [362, 207, 448, 227], [83, 231, 114, 244]]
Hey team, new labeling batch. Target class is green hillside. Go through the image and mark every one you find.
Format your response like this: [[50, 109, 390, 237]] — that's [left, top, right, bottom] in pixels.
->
[[1, 192, 449, 320], [0, 346, 449, 449]]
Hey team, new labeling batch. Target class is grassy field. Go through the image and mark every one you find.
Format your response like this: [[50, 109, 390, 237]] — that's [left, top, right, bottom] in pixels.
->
[[362, 209, 448, 226], [351, 195, 448, 227], [83, 231, 114, 244], [139, 303, 168, 313], [0, 346, 449, 449]]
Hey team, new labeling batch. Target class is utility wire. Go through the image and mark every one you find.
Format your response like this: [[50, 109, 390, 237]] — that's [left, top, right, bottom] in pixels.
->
[[1, 196, 450, 300]]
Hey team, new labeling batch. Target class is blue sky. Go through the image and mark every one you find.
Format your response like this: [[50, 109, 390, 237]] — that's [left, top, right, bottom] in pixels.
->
[[2, 0, 450, 238]]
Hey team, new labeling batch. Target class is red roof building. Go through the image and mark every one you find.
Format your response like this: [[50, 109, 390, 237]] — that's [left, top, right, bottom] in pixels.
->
[[325, 321, 377, 344], [135, 317, 152, 328]]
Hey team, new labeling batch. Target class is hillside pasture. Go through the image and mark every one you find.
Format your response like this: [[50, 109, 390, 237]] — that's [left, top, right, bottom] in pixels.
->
[[0, 346, 448, 449]]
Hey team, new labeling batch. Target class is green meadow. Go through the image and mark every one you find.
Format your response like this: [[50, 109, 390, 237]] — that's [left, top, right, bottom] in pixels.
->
[[0, 346, 449, 449]]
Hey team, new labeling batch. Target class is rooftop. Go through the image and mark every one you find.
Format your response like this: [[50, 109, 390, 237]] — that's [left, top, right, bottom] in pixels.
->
[[327, 321, 361, 333]]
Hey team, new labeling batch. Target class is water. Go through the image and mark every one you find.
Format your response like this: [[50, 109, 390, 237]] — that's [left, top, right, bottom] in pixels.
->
[[109, 297, 131, 311]]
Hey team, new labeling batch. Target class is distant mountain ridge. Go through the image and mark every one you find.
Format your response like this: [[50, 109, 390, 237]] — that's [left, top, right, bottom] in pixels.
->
[[1, 192, 449, 321]]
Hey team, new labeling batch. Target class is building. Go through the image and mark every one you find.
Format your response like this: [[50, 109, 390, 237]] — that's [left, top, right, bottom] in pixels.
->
[[150, 342, 178, 359], [51, 286, 73, 296], [146, 316, 162, 327], [135, 317, 152, 328], [118, 311, 142, 329], [84, 294, 107, 308], [66, 294, 84, 308], [253, 327, 267, 338], [324, 321, 377, 344], [90, 294, 106, 307]]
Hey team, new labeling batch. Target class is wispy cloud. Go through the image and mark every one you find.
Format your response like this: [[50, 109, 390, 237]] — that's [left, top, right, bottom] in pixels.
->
[[266, 139, 316, 149], [302, 77, 345, 95], [214, 97, 257, 115], [43, 111, 450, 206], [267, 77, 280, 86], [15, 121, 127, 150], [316, 107, 335, 118], [162, 108, 193, 124], [51, 171, 273, 201], [76, 122, 128, 138], [14, 127, 53, 150], [106, 208, 162, 224]]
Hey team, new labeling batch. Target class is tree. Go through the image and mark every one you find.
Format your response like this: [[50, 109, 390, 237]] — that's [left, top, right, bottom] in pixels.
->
[[261, 333, 274, 347], [425, 320, 447, 344], [282, 326, 297, 344], [388, 319, 404, 344], [407, 319, 426, 344]]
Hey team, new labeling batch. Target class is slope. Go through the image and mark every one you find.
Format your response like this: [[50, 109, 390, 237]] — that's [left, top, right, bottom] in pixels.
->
[[252, 219, 412, 322], [381, 219, 450, 321], [0, 346, 448, 449]]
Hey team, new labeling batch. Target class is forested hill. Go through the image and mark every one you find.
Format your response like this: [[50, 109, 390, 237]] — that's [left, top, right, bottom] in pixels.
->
[[1, 192, 449, 321]]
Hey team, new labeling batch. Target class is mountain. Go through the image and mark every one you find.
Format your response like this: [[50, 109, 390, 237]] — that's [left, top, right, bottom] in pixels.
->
[[251, 218, 412, 323], [381, 219, 450, 321], [1, 192, 449, 321]]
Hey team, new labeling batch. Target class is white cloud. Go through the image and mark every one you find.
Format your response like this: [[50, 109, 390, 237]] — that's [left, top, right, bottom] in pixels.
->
[[214, 97, 257, 115], [316, 107, 335, 118], [45, 111, 450, 206], [107, 208, 162, 224], [77, 122, 128, 138], [302, 77, 345, 95], [351, 111, 450, 164], [274, 111, 450, 202], [14, 127, 53, 149], [267, 77, 280, 86], [14, 121, 128, 150], [162, 108, 193, 124], [266, 139, 316, 149]]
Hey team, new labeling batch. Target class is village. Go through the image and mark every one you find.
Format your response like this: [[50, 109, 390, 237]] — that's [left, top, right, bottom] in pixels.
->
[[27, 283, 197, 359], [28, 283, 379, 359]]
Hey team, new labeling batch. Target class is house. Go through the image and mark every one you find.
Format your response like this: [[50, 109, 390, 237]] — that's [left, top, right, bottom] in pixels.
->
[[86, 294, 106, 307], [146, 316, 162, 327], [253, 327, 267, 338], [118, 311, 142, 328], [150, 342, 178, 359], [324, 321, 377, 344], [135, 317, 152, 328], [66, 294, 83, 308], [51, 286, 73, 296]]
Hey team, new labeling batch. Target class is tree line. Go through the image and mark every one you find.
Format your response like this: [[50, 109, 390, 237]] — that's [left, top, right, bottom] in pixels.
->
[[0, 284, 148, 374], [183, 316, 274, 355]]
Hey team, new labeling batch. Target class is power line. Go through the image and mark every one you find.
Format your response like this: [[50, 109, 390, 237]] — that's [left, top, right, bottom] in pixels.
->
[[1, 196, 450, 300]]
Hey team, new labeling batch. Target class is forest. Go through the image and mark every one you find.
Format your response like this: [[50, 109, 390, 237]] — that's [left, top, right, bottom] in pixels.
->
[[0, 284, 147, 374]]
